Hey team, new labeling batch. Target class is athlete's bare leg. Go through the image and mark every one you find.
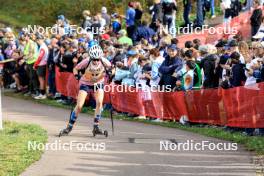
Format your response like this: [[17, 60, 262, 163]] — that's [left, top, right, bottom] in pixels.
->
[[66, 90, 87, 131]]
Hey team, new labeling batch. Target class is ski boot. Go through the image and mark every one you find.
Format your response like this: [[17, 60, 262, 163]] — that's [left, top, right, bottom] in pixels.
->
[[59, 126, 72, 137], [92, 125, 108, 137]]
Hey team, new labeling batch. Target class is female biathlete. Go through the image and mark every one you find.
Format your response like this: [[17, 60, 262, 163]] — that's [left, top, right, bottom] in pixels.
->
[[59, 45, 111, 137]]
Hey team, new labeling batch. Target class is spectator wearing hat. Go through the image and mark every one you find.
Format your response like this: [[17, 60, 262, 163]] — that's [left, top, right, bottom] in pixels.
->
[[120, 49, 139, 86], [250, 0, 263, 38], [111, 15, 122, 34], [117, 29, 133, 46], [159, 44, 183, 90]]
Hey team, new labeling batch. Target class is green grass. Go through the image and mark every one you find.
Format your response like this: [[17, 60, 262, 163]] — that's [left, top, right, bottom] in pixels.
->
[[0, 121, 48, 176], [4, 91, 264, 156]]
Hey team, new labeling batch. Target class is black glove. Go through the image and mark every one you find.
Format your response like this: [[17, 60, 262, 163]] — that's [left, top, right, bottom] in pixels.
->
[[74, 74, 81, 80]]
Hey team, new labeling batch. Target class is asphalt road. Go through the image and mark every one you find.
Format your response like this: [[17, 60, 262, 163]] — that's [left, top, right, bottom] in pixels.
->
[[2, 96, 256, 176]]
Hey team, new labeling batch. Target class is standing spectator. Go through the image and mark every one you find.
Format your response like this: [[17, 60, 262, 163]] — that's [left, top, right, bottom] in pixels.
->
[[134, 56, 149, 87], [11, 37, 27, 93], [148, 48, 165, 87], [245, 0, 254, 11], [211, 0, 216, 18], [195, 0, 205, 28], [150, 0, 163, 29], [252, 17, 264, 40], [82, 10, 92, 30], [23, 33, 38, 96], [124, 2, 136, 39], [229, 52, 247, 87], [57, 15, 70, 35], [193, 39, 201, 50], [111, 14, 122, 34], [230, 0, 242, 18], [117, 29, 133, 46], [97, 13, 106, 28], [0, 29, 6, 50], [162, 0, 177, 37], [183, 0, 192, 27], [238, 41, 251, 64], [197, 45, 209, 65], [221, 0, 232, 25], [47, 37, 59, 98], [175, 60, 196, 91], [34, 34, 49, 99], [200, 48, 219, 88], [250, 0, 263, 38], [123, 49, 139, 86], [184, 49, 203, 90], [101, 7, 111, 27], [159, 44, 183, 90], [245, 42, 262, 85], [135, 2, 143, 27]]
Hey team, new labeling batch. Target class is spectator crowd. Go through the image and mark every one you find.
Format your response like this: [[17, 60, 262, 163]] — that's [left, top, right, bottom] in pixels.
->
[[0, 0, 264, 136]]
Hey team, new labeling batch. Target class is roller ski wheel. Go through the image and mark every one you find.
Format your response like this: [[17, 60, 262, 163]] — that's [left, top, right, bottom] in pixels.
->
[[92, 126, 108, 138], [59, 127, 71, 137], [104, 130, 108, 137]]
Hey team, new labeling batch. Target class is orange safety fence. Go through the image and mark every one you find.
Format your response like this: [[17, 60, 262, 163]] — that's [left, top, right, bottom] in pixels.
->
[[56, 69, 264, 128]]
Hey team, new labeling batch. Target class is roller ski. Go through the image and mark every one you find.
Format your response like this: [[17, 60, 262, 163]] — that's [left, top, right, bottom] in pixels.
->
[[58, 126, 72, 137], [58, 110, 76, 137], [92, 125, 108, 137]]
